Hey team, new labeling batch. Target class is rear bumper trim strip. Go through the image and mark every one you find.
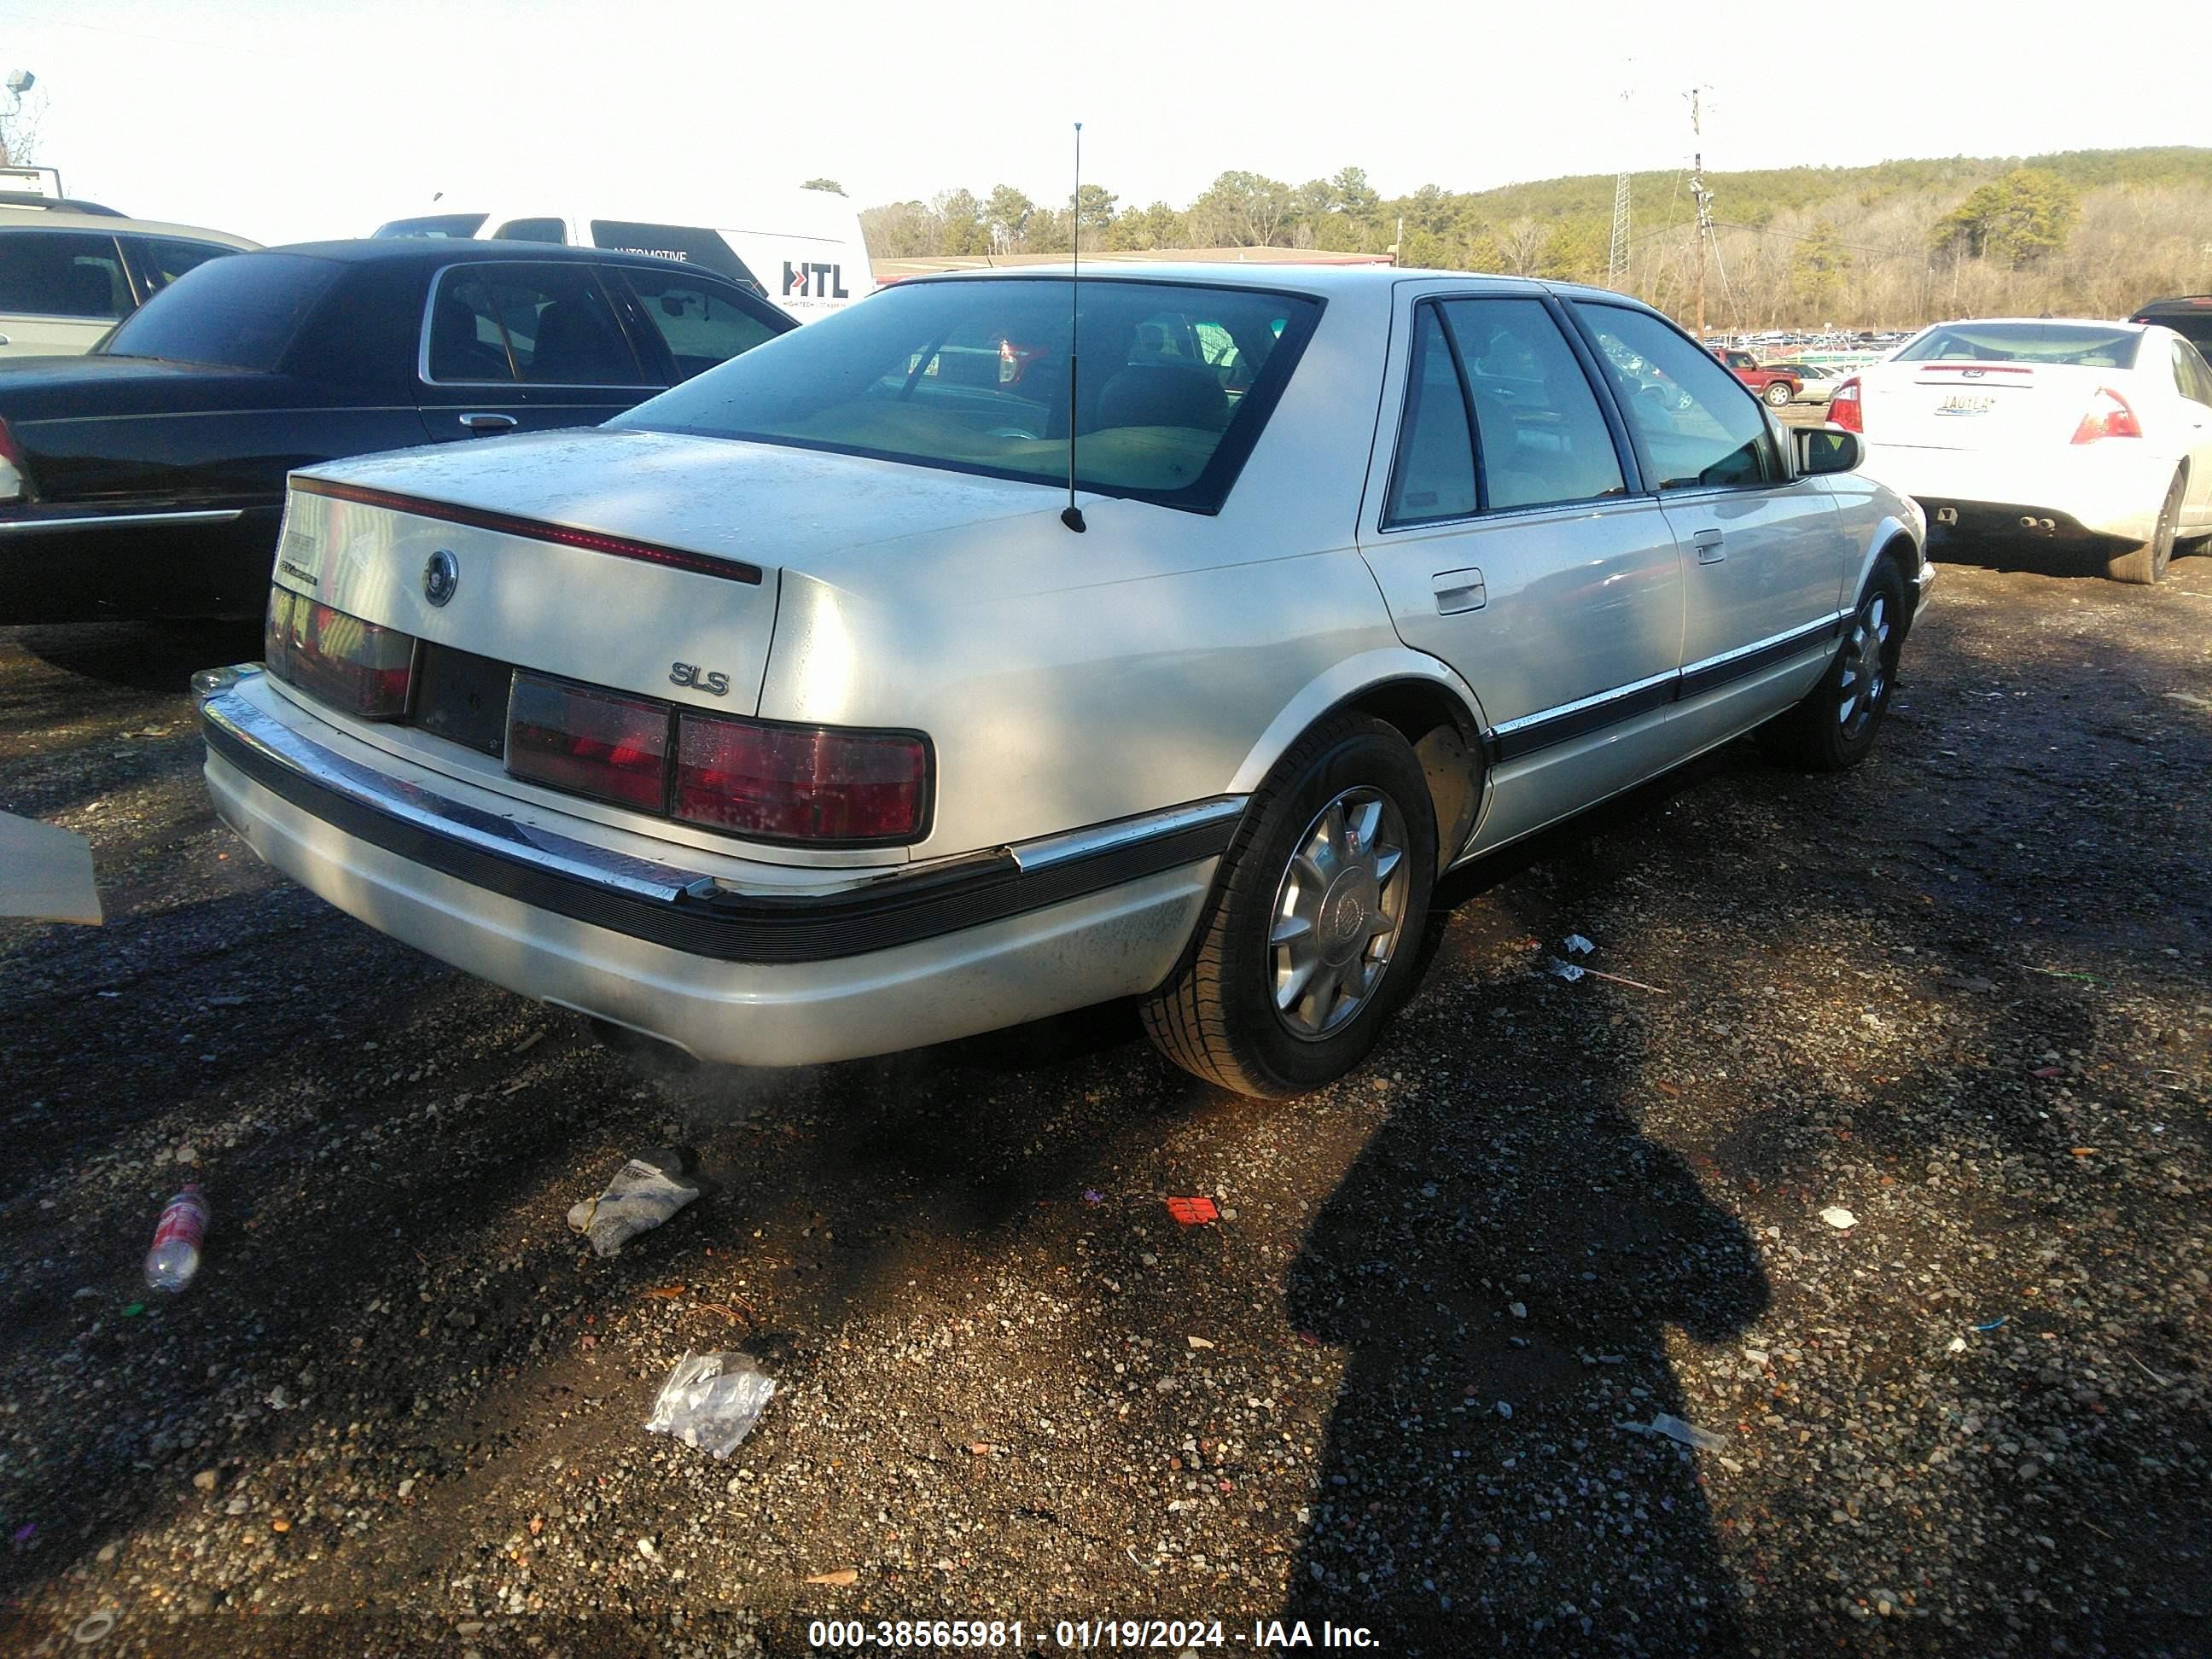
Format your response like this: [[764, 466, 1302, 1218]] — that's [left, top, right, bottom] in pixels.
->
[[199, 674, 1240, 964]]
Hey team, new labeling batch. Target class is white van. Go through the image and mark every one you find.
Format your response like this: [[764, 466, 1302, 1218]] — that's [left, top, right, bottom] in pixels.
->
[[371, 188, 874, 321]]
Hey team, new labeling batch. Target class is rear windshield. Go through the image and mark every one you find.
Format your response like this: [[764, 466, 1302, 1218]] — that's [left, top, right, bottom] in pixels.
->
[[611, 276, 1323, 514], [373, 213, 489, 239], [102, 252, 340, 371], [1895, 323, 2141, 369], [2139, 310, 2212, 352]]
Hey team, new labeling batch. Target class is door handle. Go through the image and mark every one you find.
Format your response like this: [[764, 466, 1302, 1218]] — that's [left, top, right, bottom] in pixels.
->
[[0, 334, 11, 346], [457, 411, 520, 434], [1431, 567, 1487, 614], [1691, 528, 1726, 563]]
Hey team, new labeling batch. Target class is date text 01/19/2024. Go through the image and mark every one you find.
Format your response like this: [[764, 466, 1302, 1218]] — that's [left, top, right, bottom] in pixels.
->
[[805, 1619, 1379, 1650]]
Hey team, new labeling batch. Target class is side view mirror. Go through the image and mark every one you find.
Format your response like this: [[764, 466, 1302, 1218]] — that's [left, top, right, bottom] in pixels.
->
[[1794, 426, 1863, 476]]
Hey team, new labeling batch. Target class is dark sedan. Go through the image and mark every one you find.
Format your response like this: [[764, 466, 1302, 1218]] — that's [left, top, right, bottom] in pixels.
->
[[0, 239, 795, 622]]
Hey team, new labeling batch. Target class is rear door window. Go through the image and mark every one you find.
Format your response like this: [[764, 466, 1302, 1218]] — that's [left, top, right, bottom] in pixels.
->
[[1576, 303, 1776, 490], [426, 264, 648, 386], [1441, 298, 1625, 510], [588, 220, 763, 294], [2172, 340, 2212, 408], [0, 230, 130, 317], [611, 266, 783, 383], [1382, 304, 1479, 527]]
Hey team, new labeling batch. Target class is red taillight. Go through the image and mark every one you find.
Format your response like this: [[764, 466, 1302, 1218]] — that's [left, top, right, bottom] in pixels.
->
[[673, 713, 928, 844], [1829, 376, 1863, 433], [264, 585, 416, 718], [505, 673, 672, 811], [2071, 387, 2142, 445]]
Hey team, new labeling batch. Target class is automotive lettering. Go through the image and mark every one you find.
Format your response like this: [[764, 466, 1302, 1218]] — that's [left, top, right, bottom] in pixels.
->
[[668, 662, 731, 697], [782, 261, 851, 300]]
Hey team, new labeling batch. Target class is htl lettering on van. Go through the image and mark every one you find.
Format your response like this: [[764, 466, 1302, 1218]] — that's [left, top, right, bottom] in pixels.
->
[[371, 191, 875, 322]]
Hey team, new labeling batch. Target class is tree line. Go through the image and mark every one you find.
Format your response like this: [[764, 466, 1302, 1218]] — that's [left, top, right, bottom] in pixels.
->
[[856, 147, 2212, 329]]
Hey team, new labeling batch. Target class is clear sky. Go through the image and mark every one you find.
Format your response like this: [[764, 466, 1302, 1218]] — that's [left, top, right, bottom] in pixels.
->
[[3, 0, 2203, 245]]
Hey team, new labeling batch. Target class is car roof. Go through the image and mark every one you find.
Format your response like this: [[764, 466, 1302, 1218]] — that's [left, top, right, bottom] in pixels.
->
[[262, 237, 748, 275], [905, 262, 1627, 306], [1920, 316, 2148, 332], [0, 210, 259, 247], [2132, 294, 2212, 313]]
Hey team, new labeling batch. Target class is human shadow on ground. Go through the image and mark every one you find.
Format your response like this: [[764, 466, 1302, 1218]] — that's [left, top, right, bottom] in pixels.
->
[[1275, 913, 1770, 1654]]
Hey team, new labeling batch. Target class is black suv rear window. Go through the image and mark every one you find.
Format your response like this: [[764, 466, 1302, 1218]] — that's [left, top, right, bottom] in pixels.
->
[[613, 276, 1321, 514], [102, 252, 340, 371]]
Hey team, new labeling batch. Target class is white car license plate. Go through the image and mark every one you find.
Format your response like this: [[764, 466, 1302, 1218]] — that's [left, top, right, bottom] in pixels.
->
[[1935, 393, 1995, 416]]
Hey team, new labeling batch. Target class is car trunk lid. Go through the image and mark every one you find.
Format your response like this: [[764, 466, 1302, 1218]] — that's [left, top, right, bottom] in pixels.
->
[[1862, 361, 2118, 452], [273, 425, 1063, 726]]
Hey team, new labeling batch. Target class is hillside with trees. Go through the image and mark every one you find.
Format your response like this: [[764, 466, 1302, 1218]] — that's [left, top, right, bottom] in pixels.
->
[[860, 147, 2212, 327]]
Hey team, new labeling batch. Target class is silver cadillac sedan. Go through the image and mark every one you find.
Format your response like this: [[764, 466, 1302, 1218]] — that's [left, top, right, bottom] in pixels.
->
[[195, 267, 1931, 1096]]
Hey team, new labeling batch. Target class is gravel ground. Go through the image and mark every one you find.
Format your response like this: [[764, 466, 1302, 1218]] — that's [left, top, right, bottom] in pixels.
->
[[1, 544, 2207, 1657]]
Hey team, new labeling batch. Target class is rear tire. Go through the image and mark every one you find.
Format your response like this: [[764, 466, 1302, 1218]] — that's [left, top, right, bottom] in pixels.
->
[[1769, 561, 1907, 771], [1762, 381, 1795, 407], [2105, 469, 2184, 585], [1140, 713, 1437, 1097]]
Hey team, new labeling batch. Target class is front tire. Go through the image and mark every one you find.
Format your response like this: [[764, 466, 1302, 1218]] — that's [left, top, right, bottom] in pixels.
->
[[1763, 381, 1795, 407], [1770, 561, 1907, 771], [2106, 468, 2184, 585], [1141, 713, 1437, 1097]]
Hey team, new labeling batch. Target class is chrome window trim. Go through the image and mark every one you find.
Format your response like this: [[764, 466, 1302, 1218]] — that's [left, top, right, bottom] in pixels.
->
[[0, 507, 244, 534], [415, 259, 658, 393], [1375, 292, 1644, 537], [1373, 492, 1644, 537]]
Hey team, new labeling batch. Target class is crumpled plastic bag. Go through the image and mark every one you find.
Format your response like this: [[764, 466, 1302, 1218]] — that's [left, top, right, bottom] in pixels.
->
[[567, 1145, 704, 1258], [644, 1350, 776, 1458]]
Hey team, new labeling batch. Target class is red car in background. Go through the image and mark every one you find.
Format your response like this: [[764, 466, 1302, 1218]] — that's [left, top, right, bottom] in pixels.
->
[[1709, 346, 1802, 407]]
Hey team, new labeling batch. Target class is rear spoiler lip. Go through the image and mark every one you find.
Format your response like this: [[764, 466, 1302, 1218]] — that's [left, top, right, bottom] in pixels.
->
[[287, 474, 765, 586]]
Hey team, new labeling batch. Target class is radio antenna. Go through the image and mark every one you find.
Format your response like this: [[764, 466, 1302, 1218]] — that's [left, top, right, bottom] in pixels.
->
[[1061, 120, 1086, 533]]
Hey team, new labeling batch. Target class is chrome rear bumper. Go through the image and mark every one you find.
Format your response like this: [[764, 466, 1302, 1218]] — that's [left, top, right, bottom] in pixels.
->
[[196, 667, 1237, 1064]]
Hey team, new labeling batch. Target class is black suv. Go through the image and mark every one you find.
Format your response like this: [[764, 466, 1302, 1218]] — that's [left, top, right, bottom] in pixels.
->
[[2130, 295, 2212, 357]]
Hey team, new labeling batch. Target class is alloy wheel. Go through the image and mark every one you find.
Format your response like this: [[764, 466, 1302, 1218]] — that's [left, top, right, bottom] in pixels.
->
[[1835, 590, 1895, 742], [1268, 786, 1411, 1040]]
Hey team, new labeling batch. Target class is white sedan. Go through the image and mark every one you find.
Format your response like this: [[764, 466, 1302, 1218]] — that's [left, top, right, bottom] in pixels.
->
[[1833, 317, 2212, 582], [195, 267, 1930, 1096]]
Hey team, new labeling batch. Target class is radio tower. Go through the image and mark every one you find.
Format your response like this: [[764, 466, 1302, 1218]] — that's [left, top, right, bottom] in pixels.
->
[[1687, 86, 1717, 339], [1606, 90, 1632, 289]]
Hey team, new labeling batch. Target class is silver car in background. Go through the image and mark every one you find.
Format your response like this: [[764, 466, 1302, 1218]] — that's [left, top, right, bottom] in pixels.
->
[[196, 267, 1931, 1096], [1770, 361, 1845, 405]]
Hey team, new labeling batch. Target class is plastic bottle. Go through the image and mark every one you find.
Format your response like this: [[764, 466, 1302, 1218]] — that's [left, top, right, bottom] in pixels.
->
[[144, 1184, 211, 1292]]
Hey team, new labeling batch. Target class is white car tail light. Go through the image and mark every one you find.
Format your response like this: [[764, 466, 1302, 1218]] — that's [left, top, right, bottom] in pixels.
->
[[1829, 377, 1863, 434], [2069, 387, 2142, 445]]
